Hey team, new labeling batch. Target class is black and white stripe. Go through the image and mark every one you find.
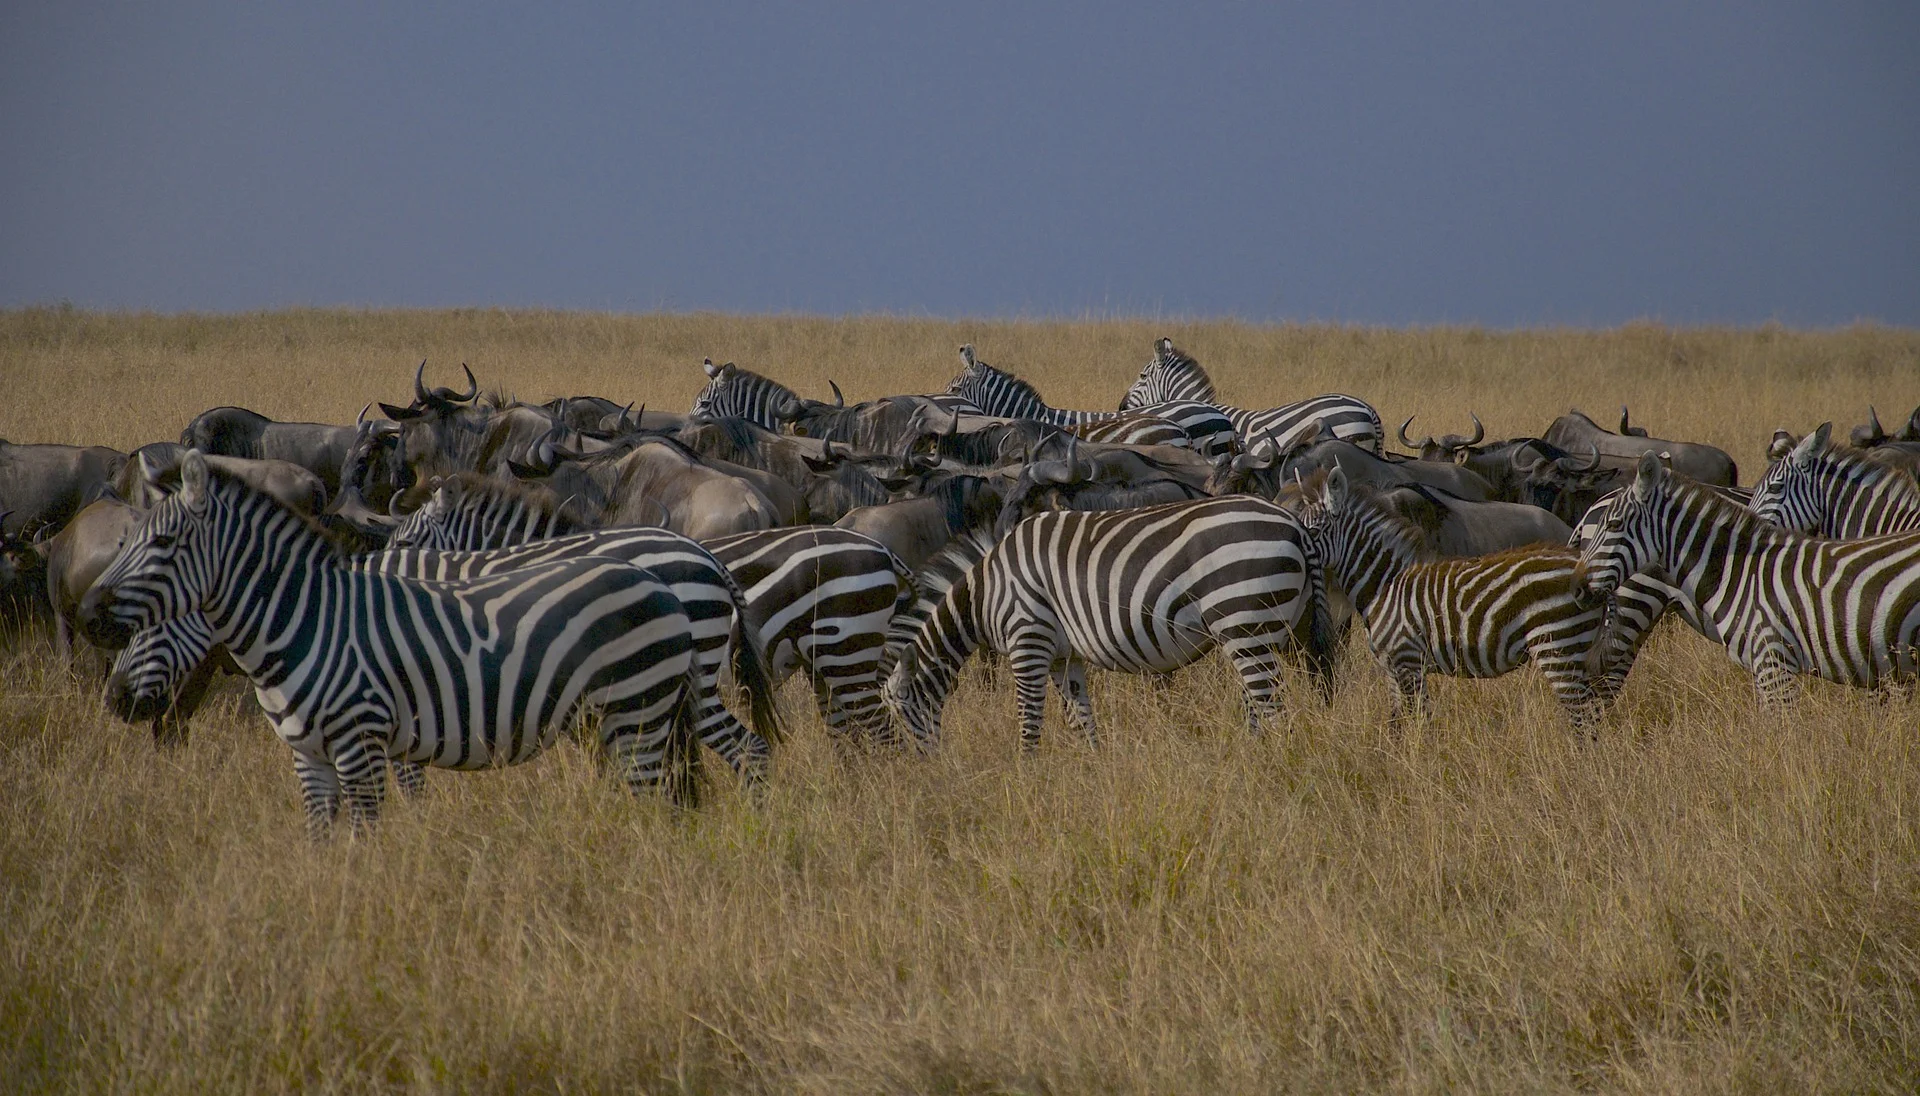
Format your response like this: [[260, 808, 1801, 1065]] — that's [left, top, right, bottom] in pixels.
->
[[393, 474, 910, 743], [1578, 454, 1920, 706], [947, 345, 1236, 459], [689, 359, 803, 431], [885, 496, 1333, 746], [1300, 468, 1646, 729], [84, 454, 708, 831], [703, 527, 917, 741], [1750, 423, 1920, 538], [1120, 337, 1384, 455]]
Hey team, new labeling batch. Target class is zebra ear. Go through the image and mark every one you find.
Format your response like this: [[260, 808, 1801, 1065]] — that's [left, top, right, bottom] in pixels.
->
[[702, 358, 721, 378], [1630, 451, 1664, 499], [1794, 422, 1831, 467], [179, 449, 210, 511], [1323, 465, 1348, 511]]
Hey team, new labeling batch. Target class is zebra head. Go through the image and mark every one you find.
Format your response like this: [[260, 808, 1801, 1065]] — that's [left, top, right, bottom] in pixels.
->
[[80, 450, 227, 648], [1120, 337, 1215, 411], [881, 645, 942, 748], [1576, 452, 1671, 599], [689, 359, 805, 431], [1296, 466, 1426, 599], [104, 614, 220, 722], [943, 345, 1042, 419], [1749, 422, 1833, 533]]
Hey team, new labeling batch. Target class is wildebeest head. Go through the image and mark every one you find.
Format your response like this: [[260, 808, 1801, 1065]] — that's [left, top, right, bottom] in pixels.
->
[[338, 403, 411, 509], [1510, 441, 1619, 524], [1396, 413, 1484, 461]]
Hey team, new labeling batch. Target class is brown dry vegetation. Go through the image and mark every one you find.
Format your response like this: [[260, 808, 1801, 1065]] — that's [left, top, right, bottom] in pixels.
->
[[2, 308, 1919, 1093]]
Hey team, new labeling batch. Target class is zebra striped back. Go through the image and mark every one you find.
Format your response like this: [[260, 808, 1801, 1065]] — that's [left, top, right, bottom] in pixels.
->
[[1750, 423, 1920, 539], [886, 496, 1331, 746], [690, 360, 803, 430], [1579, 453, 1920, 702], [945, 345, 1121, 426], [389, 473, 592, 549], [1121, 337, 1382, 454], [86, 456, 707, 828]]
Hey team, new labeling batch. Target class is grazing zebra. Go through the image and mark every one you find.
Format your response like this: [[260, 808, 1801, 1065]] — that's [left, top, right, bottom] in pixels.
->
[[945, 345, 1236, 459], [1300, 468, 1642, 730], [1749, 422, 1920, 538], [1119, 337, 1384, 455], [394, 474, 910, 742], [81, 453, 708, 831], [885, 496, 1334, 747], [1577, 453, 1920, 707], [703, 527, 917, 741]]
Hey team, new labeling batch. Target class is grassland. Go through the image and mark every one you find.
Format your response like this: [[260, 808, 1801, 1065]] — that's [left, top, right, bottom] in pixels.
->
[[2, 308, 1919, 1093]]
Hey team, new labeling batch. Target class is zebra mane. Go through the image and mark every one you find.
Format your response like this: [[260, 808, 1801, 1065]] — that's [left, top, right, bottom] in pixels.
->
[[1151, 343, 1219, 402], [1316, 473, 1435, 562], [712, 363, 802, 405], [1656, 473, 1794, 543], [201, 464, 354, 558], [951, 355, 1050, 411]]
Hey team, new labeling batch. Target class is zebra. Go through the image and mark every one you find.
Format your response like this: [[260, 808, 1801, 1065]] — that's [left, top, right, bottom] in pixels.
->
[[1577, 452, 1920, 707], [945, 345, 1236, 459], [1119, 337, 1384, 455], [703, 527, 917, 742], [81, 452, 709, 831], [1749, 422, 1920, 538], [388, 472, 594, 547], [393, 474, 912, 742], [1298, 467, 1646, 730], [884, 496, 1334, 748], [690, 359, 811, 430]]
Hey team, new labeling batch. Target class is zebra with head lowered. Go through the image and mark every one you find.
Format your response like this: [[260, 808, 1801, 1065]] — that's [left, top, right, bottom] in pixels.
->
[[1577, 452, 1920, 708], [885, 496, 1335, 748], [1298, 468, 1647, 732], [80, 453, 710, 832], [942, 345, 1235, 459], [390, 474, 911, 743], [1750, 422, 1920, 539], [1120, 337, 1385, 455]]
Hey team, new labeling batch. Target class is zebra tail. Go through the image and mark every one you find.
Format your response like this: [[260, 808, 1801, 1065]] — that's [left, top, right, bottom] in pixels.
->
[[664, 657, 705, 809], [722, 575, 786, 747]]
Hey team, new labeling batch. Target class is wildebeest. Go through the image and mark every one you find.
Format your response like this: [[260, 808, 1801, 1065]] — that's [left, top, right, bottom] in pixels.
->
[[0, 439, 127, 538], [179, 407, 360, 496], [676, 417, 890, 524], [994, 437, 1216, 535], [1216, 430, 1495, 502], [511, 435, 779, 539], [1396, 414, 1484, 462], [1373, 482, 1574, 556], [1543, 409, 1737, 487], [835, 474, 1011, 570]]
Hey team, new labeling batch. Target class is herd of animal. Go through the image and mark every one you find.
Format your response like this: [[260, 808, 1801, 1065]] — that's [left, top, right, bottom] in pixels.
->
[[3, 337, 1917, 834]]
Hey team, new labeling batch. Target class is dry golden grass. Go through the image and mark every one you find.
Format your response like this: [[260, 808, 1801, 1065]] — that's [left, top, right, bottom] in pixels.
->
[[2, 308, 1919, 1092]]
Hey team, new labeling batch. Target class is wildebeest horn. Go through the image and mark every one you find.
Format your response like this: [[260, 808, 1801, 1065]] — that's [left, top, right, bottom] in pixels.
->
[[1903, 405, 1920, 443], [357, 403, 372, 428], [1856, 405, 1888, 448], [821, 439, 840, 461], [1556, 443, 1602, 473], [413, 359, 431, 404], [828, 380, 845, 408], [1510, 441, 1547, 474], [1397, 416, 1424, 450], [452, 364, 478, 403], [1619, 406, 1631, 435], [1443, 414, 1482, 447]]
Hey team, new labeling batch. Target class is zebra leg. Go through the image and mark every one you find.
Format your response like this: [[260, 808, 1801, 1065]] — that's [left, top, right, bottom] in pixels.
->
[[1008, 641, 1055, 751], [690, 690, 770, 783], [1533, 642, 1604, 738], [1222, 642, 1288, 735], [392, 758, 427, 798], [1052, 659, 1097, 746], [291, 751, 343, 838], [1381, 645, 1428, 727], [331, 734, 390, 831], [1746, 624, 1801, 710]]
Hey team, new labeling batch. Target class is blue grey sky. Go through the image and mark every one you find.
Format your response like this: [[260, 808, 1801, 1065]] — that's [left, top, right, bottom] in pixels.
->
[[3, 2, 1915, 325]]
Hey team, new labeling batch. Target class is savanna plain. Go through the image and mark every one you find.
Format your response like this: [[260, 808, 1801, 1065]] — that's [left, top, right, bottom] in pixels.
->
[[3, 308, 1919, 1093]]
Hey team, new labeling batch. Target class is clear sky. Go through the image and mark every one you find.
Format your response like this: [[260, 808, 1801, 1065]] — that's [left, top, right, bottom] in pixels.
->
[[2, 2, 1915, 325]]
